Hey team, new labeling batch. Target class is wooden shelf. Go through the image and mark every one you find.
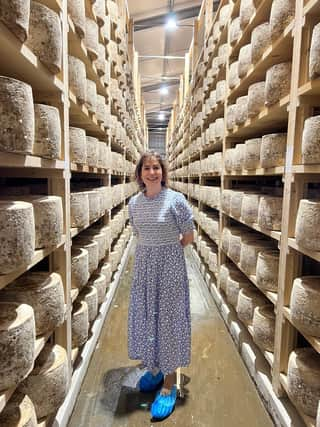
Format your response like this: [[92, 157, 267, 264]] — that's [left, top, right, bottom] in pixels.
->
[[224, 166, 284, 176], [0, 237, 66, 290], [0, 22, 64, 94], [303, 0, 320, 16], [0, 153, 65, 170], [298, 79, 320, 96], [291, 164, 320, 174], [71, 163, 108, 174], [280, 374, 316, 427], [288, 238, 320, 262], [282, 307, 320, 354]]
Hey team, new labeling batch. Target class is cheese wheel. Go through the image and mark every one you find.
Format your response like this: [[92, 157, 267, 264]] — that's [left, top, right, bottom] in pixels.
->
[[80, 285, 98, 322], [85, 79, 97, 115], [260, 133, 286, 168], [248, 81, 265, 117], [0, 392, 37, 427], [240, 239, 272, 275], [89, 273, 107, 304], [70, 192, 89, 228], [301, 116, 320, 164], [240, 0, 256, 30], [101, 262, 112, 283], [295, 199, 320, 251], [237, 287, 268, 325], [265, 62, 291, 106], [226, 270, 252, 307], [251, 22, 270, 64], [71, 247, 89, 289], [86, 136, 99, 167], [84, 18, 99, 60], [74, 238, 99, 274], [244, 138, 261, 169], [270, 0, 295, 42], [0, 1, 30, 42], [18, 344, 68, 419], [253, 305, 275, 352], [92, 0, 105, 27], [34, 104, 61, 159], [69, 127, 87, 164], [230, 17, 242, 46], [309, 23, 320, 79], [256, 249, 279, 292], [257, 195, 283, 231], [72, 300, 89, 348], [230, 191, 245, 218], [0, 303, 35, 391], [67, 0, 86, 38], [68, 56, 86, 104], [238, 44, 252, 78]]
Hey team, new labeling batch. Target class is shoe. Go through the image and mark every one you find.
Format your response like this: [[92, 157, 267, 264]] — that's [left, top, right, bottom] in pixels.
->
[[151, 385, 177, 420], [138, 370, 164, 392]]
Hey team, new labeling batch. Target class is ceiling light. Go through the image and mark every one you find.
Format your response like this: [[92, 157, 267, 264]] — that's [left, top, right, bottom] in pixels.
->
[[158, 112, 165, 120], [160, 85, 169, 95], [165, 13, 177, 30]]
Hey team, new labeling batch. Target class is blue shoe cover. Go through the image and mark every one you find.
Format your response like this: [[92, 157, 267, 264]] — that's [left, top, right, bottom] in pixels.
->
[[138, 370, 164, 392], [151, 385, 177, 420]]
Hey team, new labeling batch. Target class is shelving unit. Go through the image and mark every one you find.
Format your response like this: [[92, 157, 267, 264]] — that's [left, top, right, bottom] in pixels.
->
[[168, 0, 320, 425], [0, 0, 145, 425]]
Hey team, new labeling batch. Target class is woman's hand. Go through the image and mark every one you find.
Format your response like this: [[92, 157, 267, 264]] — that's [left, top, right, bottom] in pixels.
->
[[180, 231, 194, 247]]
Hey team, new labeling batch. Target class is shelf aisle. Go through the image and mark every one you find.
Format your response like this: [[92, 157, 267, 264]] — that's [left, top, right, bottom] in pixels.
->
[[67, 242, 274, 427]]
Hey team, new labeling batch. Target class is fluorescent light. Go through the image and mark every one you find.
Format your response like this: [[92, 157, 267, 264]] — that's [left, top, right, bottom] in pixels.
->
[[160, 85, 169, 95], [158, 112, 165, 120], [165, 13, 177, 30]]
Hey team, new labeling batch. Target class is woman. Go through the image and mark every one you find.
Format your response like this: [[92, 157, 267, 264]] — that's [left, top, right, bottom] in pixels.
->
[[128, 151, 194, 420]]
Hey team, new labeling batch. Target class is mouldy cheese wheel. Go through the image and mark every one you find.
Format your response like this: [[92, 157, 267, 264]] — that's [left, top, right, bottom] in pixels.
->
[[1, 272, 64, 335], [287, 348, 320, 417], [270, 0, 295, 42], [226, 104, 237, 131], [230, 17, 242, 46], [229, 229, 244, 264], [236, 287, 268, 325], [0, 302, 35, 391], [26, 2, 62, 74], [95, 43, 106, 77], [0, 391, 37, 427], [68, 56, 86, 104], [18, 344, 68, 419], [69, 127, 87, 164], [251, 22, 271, 64], [67, 0, 86, 38], [244, 138, 261, 170], [110, 250, 119, 272], [0, 201, 34, 274], [218, 44, 228, 68], [89, 273, 107, 304], [71, 300, 89, 348], [98, 141, 108, 169], [74, 238, 99, 274], [233, 143, 246, 170], [85, 79, 97, 115], [215, 118, 224, 142], [240, 238, 272, 275], [216, 80, 226, 104], [238, 44, 252, 78], [219, 4, 231, 29], [252, 305, 275, 352], [240, 0, 256, 30], [34, 104, 61, 159], [87, 189, 101, 222], [83, 230, 106, 260], [225, 148, 235, 173], [80, 285, 98, 322], [221, 227, 231, 254], [309, 23, 320, 79], [101, 262, 112, 283], [258, 196, 283, 231], [96, 94, 106, 125], [265, 62, 291, 106], [226, 270, 251, 308], [0, 0, 30, 42], [97, 186, 110, 212], [235, 96, 248, 126], [290, 276, 320, 337], [0, 76, 34, 154], [260, 133, 287, 168], [221, 189, 233, 213], [229, 61, 240, 89], [86, 136, 99, 167], [256, 249, 279, 292], [230, 191, 244, 218], [247, 81, 265, 117], [70, 192, 89, 228], [301, 116, 320, 164], [71, 247, 89, 289], [106, 0, 119, 24], [295, 199, 320, 251], [92, 0, 105, 27], [26, 195, 63, 249], [220, 263, 237, 292], [84, 18, 99, 60]]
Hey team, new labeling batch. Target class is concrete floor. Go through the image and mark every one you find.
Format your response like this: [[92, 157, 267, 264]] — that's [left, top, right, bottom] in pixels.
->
[[68, 244, 274, 427]]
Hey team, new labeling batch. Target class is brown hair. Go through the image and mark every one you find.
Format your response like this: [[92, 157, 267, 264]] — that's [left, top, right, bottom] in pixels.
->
[[135, 151, 168, 190]]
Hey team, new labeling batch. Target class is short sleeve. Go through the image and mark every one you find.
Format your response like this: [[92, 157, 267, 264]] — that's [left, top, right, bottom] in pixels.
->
[[172, 192, 195, 234], [128, 199, 138, 237]]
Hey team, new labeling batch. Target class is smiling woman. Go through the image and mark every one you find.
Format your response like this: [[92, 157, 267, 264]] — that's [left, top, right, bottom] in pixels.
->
[[128, 151, 194, 420]]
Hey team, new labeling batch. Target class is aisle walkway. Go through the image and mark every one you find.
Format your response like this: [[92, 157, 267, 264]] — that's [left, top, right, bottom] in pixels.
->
[[68, 243, 274, 427]]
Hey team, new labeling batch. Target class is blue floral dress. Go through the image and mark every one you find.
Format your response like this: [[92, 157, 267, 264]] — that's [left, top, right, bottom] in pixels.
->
[[128, 187, 194, 375]]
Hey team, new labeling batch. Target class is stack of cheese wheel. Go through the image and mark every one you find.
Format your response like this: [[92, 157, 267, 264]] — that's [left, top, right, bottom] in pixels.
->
[[290, 276, 320, 337], [1, 272, 65, 336], [237, 287, 269, 325], [252, 305, 275, 352], [0, 302, 35, 391], [18, 344, 68, 419], [72, 300, 89, 348], [0, 391, 37, 427], [287, 348, 320, 417]]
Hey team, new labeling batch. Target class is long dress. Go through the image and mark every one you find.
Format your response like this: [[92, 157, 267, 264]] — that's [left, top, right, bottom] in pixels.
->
[[128, 187, 194, 375]]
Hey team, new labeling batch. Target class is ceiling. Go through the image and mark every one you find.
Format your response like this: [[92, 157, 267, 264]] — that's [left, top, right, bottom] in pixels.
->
[[127, 0, 202, 132]]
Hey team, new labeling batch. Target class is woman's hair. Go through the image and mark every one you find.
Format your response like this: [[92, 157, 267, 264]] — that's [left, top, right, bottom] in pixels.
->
[[135, 151, 168, 190]]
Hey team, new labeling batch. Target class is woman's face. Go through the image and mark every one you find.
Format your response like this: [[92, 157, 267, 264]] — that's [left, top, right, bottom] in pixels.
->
[[141, 156, 163, 187]]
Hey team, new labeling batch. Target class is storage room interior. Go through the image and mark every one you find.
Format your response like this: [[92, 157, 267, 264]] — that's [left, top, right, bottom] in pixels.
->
[[0, 0, 320, 426]]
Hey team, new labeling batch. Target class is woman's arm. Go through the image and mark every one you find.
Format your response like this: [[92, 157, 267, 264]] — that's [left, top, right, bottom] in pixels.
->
[[180, 231, 194, 247]]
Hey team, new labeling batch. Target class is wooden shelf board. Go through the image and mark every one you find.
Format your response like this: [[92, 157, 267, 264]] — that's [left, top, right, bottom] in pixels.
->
[[0, 237, 66, 290], [298, 79, 320, 96], [227, 95, 289, 138], [229, 22, 294, 101], [71, 212, 109, 239], [0, 22, 64, 93], [292, 164, 320, 174], [70, 163, 108, 174], [224, 166, 284, 176], [288, 238, 320, 262], [304, 0, 320, 16], [69, 92, 106, 138], [280, 374, 316, 427], [282, 307, 320, 354], [0, 152, 65, 170]]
